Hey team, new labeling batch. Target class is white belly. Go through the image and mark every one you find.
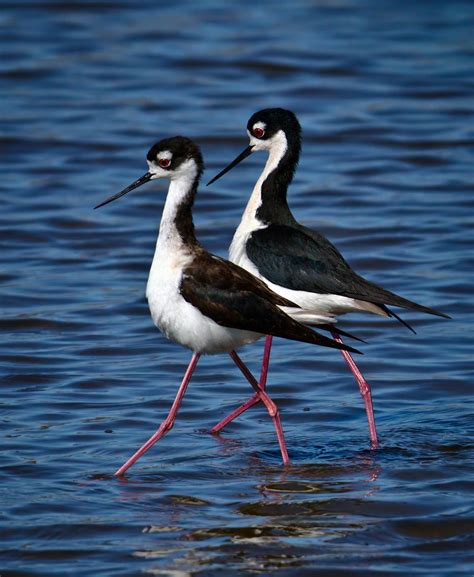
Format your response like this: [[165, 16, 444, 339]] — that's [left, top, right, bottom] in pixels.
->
[[146, 253, 261, 355]]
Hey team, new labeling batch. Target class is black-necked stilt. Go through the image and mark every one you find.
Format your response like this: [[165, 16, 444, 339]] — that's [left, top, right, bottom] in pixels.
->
[[207, 108, 450, 446], [95, 135, 361, 475]]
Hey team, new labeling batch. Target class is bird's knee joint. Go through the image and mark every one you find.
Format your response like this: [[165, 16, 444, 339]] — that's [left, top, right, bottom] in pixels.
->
[[268, 405, 278, 418], [360, 385, 371, 398], [163, 420, 174, 433]]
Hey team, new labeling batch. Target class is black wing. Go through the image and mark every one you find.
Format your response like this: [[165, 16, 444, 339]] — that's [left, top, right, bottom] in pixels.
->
[[179, 251, 361, 353], [246, 224, 449, 319]]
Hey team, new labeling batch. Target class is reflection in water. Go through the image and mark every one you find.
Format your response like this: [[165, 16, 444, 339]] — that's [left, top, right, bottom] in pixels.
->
[[125, 453, 384, 574]]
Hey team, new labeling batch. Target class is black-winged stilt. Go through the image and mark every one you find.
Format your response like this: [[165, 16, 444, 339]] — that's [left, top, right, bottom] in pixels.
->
[[207, 108, 450, 446], [95, 135, 361, 475]]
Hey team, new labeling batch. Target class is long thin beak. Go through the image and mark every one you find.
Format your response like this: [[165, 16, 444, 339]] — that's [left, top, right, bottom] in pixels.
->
[[207, 145, 254, 186], [94, 172, 153, 209]]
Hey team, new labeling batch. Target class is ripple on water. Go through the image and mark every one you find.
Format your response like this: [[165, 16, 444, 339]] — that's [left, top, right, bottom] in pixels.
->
[[1, 1, 472, 576]]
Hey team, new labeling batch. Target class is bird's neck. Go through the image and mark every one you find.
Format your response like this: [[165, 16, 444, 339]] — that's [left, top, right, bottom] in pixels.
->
[[244, 133, 299, 227], [156, 170, 200, 254]]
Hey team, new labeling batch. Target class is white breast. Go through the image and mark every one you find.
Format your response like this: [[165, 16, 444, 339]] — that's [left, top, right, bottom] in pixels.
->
[[146, 249, 261, 355]]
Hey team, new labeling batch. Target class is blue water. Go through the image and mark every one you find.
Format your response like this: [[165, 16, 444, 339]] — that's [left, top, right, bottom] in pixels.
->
[[1, 1, 473, 576]]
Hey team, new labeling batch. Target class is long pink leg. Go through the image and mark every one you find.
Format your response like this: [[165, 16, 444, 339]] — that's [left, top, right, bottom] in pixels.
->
[[229, 349, 289, 466], [211, 336, 273, 433], [331, 331, 378, 448], [115, 352, 201, 477], [259, 335, 273, 391]]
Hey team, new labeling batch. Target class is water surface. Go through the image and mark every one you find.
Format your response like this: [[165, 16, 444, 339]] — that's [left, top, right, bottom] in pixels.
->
[[1, 1, 473, 576]]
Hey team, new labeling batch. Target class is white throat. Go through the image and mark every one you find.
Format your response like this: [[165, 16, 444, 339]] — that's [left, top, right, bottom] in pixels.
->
[[240, 130, 287, 227], [146, 158, 198, 288], [229, 130, 287, 266], [147, 159, 197, 302], [155, 158, 197, 247]]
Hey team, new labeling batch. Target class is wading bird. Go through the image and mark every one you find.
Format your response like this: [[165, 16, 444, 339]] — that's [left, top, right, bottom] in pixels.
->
[[207, 108, 449, 445], [95, 135, 361, 475]]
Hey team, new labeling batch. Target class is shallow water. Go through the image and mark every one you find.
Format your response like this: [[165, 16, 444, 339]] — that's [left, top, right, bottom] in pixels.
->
[[1, 1, 473, 576]]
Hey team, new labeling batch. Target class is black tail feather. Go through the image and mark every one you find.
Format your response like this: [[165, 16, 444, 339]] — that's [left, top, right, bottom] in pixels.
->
[[381, 305, 416, 334], [304, 329, 362, 355], [347, 272, 451, 319], [318, 323, 367, 344]]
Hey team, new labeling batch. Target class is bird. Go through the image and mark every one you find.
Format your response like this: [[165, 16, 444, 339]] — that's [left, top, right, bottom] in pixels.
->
[[207, 108, 450, 446], [95, 135, 362, 475]]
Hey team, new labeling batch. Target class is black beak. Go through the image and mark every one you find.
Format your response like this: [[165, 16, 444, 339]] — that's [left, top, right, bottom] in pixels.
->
[[207, 145, 254, 186], [94, 172, 153, 209]]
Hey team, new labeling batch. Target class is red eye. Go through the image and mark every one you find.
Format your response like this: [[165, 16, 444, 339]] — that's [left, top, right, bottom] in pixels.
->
[[253, 127, 265, 138], [158, 158, 171, 168]]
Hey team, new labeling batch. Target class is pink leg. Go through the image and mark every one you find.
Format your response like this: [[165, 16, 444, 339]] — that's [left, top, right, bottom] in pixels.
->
[[229, 349, 290, 466], [331, 331, 378, 448], [115, 352, 201, 477], [211, 336, 273, 433], [259, 335, 273, 391]]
